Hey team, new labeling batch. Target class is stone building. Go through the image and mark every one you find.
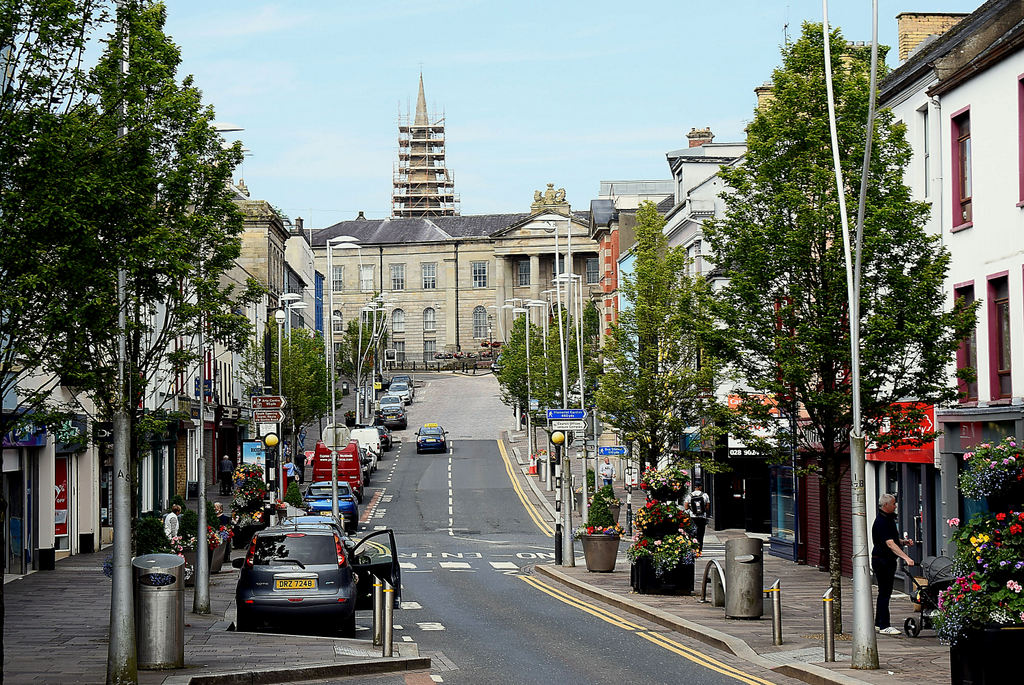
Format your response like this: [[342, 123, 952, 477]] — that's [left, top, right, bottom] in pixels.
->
[[313, 187, 599, 364]]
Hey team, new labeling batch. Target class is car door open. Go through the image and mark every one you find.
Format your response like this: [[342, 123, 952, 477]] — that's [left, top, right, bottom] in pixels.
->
[[350, 529, 401, 609]]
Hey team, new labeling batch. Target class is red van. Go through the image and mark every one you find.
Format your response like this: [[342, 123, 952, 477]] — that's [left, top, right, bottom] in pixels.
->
[[311, 440, 364, 503]]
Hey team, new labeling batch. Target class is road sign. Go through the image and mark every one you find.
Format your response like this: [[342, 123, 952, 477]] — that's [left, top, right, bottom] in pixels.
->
[[551, 419, 586, 431], [251, 395, 287, 410], [599, 445, 627, 457], [546, 409, 586, 420], [529, 398, 539, 411], [252, 409, 285, 423]]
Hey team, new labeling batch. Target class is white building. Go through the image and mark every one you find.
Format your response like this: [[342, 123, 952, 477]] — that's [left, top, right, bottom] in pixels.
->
[[877, 1, 1024, 555]]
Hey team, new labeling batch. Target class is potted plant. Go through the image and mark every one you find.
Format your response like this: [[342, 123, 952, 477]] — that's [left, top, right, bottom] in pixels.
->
[[168, 533, 199, 586], [344, 410, 356, 427], [210, 525, 233, 573], [639, 463, 689, 502], [575, 485, 624, 572], [935, 437, 1024, 684], [231, 463, 268, 548]]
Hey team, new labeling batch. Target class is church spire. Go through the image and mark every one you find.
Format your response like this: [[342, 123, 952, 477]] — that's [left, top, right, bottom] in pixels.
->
[[414, 72, 428, 126]]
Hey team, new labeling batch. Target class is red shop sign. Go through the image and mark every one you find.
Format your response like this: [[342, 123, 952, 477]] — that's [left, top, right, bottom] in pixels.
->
[[54, 456, 69, 537], [867, 403, 936, 464]]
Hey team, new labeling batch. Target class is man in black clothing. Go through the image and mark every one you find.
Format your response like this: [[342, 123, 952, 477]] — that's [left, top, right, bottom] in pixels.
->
[[219, 455, 234, 495], [871, 493, 915, 635]]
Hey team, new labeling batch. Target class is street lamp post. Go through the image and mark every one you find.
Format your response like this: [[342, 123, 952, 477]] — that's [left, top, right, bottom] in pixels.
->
[[325, 237, 359, 519], [274, 308, 286, 497]]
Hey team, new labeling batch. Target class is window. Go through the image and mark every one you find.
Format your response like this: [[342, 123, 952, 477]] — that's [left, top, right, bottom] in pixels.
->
[[921, 107, 930, 198], [472, 261, 488, 288], [423, 307, 436, 332], [331, 265, 344, 292], [586, 257, 599, 284], [391, 308, 405, 334], [422, 262, 437, 289], [473, 305, 488, 338], [394, 341, 405, 362], [359, 265, 374, 292], [988, 275, 1011, 399], [688, 240, 703, 275], [332, 309, 344, 333], [422, 339, 436, 362], [390, 264, 405, 291], [333, 342, 343, 360], [955, 285, 978, 401], [952, 109, 972, 227], [518, 259, 531, 286]]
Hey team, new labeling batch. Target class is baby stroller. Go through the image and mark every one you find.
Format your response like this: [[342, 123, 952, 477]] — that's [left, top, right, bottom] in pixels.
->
[[903, 555, 955, 637]]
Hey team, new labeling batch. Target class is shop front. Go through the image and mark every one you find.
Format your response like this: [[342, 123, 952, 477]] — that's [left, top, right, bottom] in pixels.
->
[[2, 419, 46, 574]]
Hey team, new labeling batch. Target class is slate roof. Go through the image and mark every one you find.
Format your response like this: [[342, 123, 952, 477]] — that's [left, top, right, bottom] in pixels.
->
[[655, 194, 676, 214], [589, 199, 616, 228], [313, 211, 593, 246]]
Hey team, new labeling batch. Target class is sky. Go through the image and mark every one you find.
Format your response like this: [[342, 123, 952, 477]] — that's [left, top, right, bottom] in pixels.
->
[[162, 0, 980, 228]]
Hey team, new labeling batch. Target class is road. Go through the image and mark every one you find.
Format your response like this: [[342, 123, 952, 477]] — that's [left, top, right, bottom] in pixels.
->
[[333, 372, 798, 685]]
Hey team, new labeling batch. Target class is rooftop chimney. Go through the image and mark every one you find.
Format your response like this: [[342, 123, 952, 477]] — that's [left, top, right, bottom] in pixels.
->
[[754, 81, 774, 111], [295, 217, 303, 231], [687, 127, 714, 148], [356, 211, 366, 220], [896, 12, 967, 62]]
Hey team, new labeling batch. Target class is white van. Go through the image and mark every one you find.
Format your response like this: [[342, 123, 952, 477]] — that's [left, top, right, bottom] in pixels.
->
[[349, 427, 382, 471]]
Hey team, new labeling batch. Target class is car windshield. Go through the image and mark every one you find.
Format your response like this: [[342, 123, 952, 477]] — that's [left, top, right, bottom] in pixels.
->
[[380, 396, 401, 405], [390, 383, 409, 392], [420, 426, 443, 436], [252, 532, 336, 565], [307, 483, 351, 498]]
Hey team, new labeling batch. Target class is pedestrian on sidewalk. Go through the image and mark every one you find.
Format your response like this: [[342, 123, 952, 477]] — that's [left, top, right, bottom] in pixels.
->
[[599, 457, 615, 488], [213, 501, 231, 528], [683, 480, 710, 551], [219, 455, 234, 495], [872, 493, 915, 635], [163, 504, 181, 539], [283, 459, 297, 489]]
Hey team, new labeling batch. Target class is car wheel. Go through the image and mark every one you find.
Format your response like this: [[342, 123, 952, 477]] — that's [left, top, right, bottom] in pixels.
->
[[234, 609, 253, 632], [363, 475, 370, 486], [339, 609, 357, 638]]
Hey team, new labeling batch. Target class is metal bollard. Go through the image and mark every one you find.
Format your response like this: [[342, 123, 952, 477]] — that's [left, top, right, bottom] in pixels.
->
[[382, 579, 395, 657], [700, 559, 728, 606], [372, 577, 383, 646], [764, 579, 782, 645], [822, 587, 835, 662]]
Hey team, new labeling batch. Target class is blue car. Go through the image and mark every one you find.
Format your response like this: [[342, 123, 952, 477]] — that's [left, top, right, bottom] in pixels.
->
[[415, 423, 448, 454], [303, 481, 359, 533]]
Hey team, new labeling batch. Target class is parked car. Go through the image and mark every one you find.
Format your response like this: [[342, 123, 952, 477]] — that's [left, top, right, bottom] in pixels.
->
[[389, 374, 414, 395], [379, 402, 407, 430], [350, 427, 382, 467], [375, 425, 393, 451], [415, 423, 449, 454], [278, 514, 349, 541], [232, 526, 400, 636], [301, 482, 359, 533], [377, 394, 403, 413], [389, 382, 412, 405], [310, 440, 363, 503]]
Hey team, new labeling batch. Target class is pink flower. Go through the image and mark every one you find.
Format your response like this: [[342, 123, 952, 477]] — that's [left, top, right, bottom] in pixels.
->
[[990, 462, 997, 469], [948, 518, 960, 527], [1007, 580, 1022, 593]]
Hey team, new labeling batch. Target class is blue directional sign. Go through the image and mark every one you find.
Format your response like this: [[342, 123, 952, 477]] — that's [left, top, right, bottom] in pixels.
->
[[599, 446, 627, 457], [546, 408, 586, 420]]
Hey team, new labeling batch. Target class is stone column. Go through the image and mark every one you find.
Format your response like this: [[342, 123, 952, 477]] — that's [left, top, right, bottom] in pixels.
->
[[529, 253, 541, 301]]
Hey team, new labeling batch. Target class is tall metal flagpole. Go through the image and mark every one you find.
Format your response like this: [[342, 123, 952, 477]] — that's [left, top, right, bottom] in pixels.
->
[[107, 2, 137, 681], [328, 246, 339, 520], [822, 0, 878, 669], [194, 253, 210, 614]]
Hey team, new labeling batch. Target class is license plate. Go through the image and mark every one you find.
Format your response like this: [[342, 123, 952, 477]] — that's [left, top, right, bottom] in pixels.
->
[[275, 578, 314, 590]]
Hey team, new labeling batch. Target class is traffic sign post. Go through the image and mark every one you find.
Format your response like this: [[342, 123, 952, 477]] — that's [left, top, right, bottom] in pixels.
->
[[551, 419, 586, 431], [252, 409, 285, 424], [599, 445, 627, 457]]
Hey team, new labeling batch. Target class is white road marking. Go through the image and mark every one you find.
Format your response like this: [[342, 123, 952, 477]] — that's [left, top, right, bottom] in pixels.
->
[[399, 562, 417, 570], [439, 561, 471, 569], [417, 622, 446, 631], [374, 525, 386, 530], [489, 561, 518, 570], [400, 601, 422, 609], [402, 635, 413, 642], [430, 675, 443, 682]]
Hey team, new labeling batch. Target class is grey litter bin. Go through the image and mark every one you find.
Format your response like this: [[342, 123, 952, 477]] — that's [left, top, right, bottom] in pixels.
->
[[133, 553, 185, 669], [724, 537, 764, 619]]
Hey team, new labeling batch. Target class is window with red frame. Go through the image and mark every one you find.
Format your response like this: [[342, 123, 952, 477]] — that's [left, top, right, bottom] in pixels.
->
[[988, 276, 1011, 399], [954, 284, 978, 401], [953, 110, 972, 226]]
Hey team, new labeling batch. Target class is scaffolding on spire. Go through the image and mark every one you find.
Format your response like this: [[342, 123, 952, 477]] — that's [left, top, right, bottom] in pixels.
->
[[392, 74, 459, 218]]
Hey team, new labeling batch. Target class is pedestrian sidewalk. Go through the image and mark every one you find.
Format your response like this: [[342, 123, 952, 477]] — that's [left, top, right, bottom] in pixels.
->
[[2, 485, 429, 685], [502, 429, 951, 685]]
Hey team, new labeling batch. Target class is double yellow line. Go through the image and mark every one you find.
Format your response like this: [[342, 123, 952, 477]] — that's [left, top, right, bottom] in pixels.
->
[[520, 575, 776, 685], [496, 439, 554, 536]]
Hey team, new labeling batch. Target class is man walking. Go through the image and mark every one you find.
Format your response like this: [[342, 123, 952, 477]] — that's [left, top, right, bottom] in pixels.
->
[[163, 504, 181, 539], [872, 493, 915, 635], [598, 457, 616, 488], [683, 479, 710, 551], [219, 454, 234, 495]]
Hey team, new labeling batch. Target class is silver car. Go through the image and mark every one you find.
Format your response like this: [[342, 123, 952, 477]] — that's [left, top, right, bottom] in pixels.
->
[[389, 382, 412, 405]]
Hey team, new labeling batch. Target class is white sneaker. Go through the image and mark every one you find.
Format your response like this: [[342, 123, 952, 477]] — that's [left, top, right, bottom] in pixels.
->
[[879, 626, 902, 635]]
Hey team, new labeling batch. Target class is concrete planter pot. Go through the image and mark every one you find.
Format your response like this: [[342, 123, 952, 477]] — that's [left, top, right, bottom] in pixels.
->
[[581, 534, 620, 572]]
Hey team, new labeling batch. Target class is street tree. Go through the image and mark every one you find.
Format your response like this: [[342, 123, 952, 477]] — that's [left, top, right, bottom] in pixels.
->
[[269, 327, 330, 463], [595, 201, 724, 471], [702, 23, 976, 632]]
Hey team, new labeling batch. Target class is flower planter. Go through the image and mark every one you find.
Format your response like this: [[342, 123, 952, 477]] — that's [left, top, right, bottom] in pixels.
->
[[232, 521, 266, 549], [630, 557, 695, 595], [344, 416, 356, 427], [640, 521, 682, 539], [209, 542, 228, 574], [181, 550, 196, 587], [646, 486, 683, 502], [950, 625, 1024, 685], [581, 535, 620, 572]]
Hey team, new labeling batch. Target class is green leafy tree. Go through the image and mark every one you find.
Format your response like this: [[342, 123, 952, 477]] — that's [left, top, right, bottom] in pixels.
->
[[702, 24, 977, 631], [596, 201, 724, 471], [269, 327, 329, 461]]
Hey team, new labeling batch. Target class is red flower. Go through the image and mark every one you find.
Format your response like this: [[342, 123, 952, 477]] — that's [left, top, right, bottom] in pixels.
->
[[1010, 524, 1022, 535], [997, 513, 1006, 521], [971, 583, 981, 591]]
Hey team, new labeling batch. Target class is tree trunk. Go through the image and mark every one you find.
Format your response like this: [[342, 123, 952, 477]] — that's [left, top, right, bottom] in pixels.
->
[[825, 454, 844, 634]]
